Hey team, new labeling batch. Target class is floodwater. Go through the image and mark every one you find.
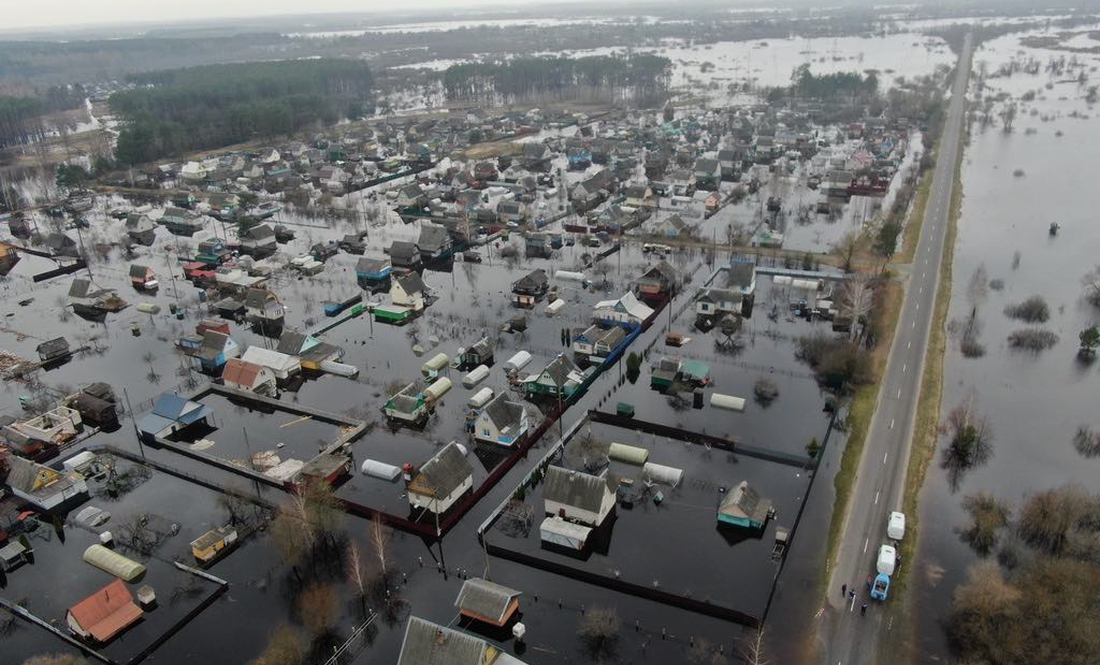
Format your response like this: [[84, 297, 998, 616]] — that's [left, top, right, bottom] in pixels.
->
[[911, 27, 1100, 660]]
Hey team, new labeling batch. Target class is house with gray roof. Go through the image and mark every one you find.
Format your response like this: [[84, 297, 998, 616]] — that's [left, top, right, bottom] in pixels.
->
[[455, 578, 522, 628], [417, 223, 453, 262], [2, 452, 88, 511], [397, 616, 527, 665], [407, 441, 473, 514], [474, 394, 528, 447], [542, 465, 615, 528]]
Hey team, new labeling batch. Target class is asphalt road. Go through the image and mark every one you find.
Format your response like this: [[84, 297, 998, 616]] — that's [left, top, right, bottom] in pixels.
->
[[820, 33, 973, 665]]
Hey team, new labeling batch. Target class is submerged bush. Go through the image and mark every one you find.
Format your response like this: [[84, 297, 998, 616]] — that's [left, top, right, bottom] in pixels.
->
[[1007, 328, 1059, 351], [1004, 295, 1050, 323]]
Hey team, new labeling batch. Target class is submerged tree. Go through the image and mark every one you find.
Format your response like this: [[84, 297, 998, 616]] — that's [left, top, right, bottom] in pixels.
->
[[577, 607, 620, 660], [1078, 326, 1100, 358], [957, 492, 1012, 556], [941, 398, 994, 491], [248, 624, 303, 665]]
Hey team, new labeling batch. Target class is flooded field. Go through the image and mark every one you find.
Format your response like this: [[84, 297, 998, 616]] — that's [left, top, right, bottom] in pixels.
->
[[912, 26, 1100, 660]]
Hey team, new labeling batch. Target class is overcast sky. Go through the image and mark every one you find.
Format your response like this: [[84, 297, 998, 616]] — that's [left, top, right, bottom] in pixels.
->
[[6, 0, 599, 31]]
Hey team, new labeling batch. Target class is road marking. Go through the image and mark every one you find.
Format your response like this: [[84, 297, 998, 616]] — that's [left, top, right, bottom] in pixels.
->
[[863, 538, 869, 553], [907, 341, 912, 349], [902, 363, 907, 373], [890, 418, 895, 429], [884, 452, 889, 464], [919, 286, 923, 293], [897, 388, 902, 398], [912, 321, 916, 329], [916, 302, 920, 311], [875, 491, 880, 504]]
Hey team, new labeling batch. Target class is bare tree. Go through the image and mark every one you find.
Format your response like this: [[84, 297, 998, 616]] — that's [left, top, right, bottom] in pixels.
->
[[370, 514, 392, 591], [248, 624, 303, 665], [739, 628, 768, 665], [297, 583, 339, 637], [577, 607, 620, 660], [346, 541, 367, 599], [842, 273, 874, 342], [832, 230, 861, 274]]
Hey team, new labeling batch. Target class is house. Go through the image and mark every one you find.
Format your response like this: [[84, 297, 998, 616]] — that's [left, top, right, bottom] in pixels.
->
[[68, 278, 125, 317], [635, 261, 678, 301], [705, 191, 721, 212], [180, 161, 207, 182], [389, 240, 423, 270], [0, 540, 28, 572], [239, 224, 277, 258], [498, 200, 526, 225], [391, 272, 427, 311], [276, 330, 342, 370], [474, 393, 528, 447], [695, 287, 742, 318], [511, 269, 549, 307], [339, 231, 368, 255], [125, 213, 157, 245], [66, 579, 143, 644], [2, 406, 83, 455], [417, 223, 453, 262], [45, 232, 80, 258], [36, 336, 71, 363], [455, 578, 522, 628], [383, 382, 428, 425], [356, 257, 392, 291], [240, 346, 301, 381], [693, 158, 721, 191], [190, 526, 238, 563], [244, 288, 285, 328], [128, 264, 157, 291], [136, 393, 213, 441], [221, 358, 277, 395], [196, 239, 231, 266], [523, 354, 584, 398], [2, 453, 88, 511], [181, 330, 240, 374], [669, 169, 695, 197], [160, 207, 204, 236], [407, 441, 473, 514], [728, 259, 757, 298], [311, 241, 339, 262], [717, 148, 741, 181], [622, 184, 655, 209], [395, 184, 429, 211], [542, 465, 615, 527], [397, 616, 527, 665], [717, 480, 773, 530], [522, 142, 553, 171], [571, 325, 626, 363], [461, 337, 494, 369], [592, 292, 654, 328]]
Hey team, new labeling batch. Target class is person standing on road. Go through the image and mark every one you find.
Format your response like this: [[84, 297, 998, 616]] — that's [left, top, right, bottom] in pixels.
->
[[861, 603, 868, 616], [848, 589, 855, 602], [842, 583, 847, 597]]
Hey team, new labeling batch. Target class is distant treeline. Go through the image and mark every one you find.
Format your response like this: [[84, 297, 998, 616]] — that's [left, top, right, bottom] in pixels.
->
[[789, 65, 879, 101], [0, 84, 87, 148], [442, 54, 672, 106], [110, 59, 374, 164]]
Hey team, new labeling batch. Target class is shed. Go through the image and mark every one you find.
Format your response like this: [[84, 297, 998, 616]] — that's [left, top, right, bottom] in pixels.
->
[[190, 526, 238, 563], [83, 544, 146, 581], [66, 578, 143, 643], [361, 459, 402, 481], [540, 515, 592, 550], [642, 462, 684, 487], [462, 365, 490, 388], [421, 352, 449, 379], [467, 387, 494, 409], [710, 393, 746, 412], [608, 442, 650, 465], [504, 351, 532, 373], [0, 540, 27, 571], [545, 299, 565, 316], [455, 578, 522, 628], [424, 377, 452, 402]]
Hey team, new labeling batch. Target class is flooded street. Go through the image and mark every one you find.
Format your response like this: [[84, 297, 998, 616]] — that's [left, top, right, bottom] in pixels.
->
[[912, 26, 1100, 659]]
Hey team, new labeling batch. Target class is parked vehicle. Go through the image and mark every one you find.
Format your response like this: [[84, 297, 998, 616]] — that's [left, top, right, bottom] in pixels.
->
[[869, 572, 890, 601], [887, 511, 906, 541]]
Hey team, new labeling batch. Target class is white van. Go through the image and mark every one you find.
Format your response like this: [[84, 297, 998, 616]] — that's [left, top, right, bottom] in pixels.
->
[[887, 511, 906, 541], [877, 544, 897, 576]]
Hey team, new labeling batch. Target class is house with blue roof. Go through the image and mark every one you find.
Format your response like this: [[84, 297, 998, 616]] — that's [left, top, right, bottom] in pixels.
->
[[137, 393, 213, 442]]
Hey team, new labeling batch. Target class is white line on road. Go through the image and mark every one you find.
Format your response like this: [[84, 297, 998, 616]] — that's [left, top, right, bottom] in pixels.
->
[[919, 286, 923, 293], [897, 388, 902, 398], [907, 341, 912, 349], [889, 418, 895, 429], [912, 321, 916, 328], [864, 538, 869, 554], [902, 363, 907, 372], [875, 491, 880, 504], [883, 452, 889, 464]]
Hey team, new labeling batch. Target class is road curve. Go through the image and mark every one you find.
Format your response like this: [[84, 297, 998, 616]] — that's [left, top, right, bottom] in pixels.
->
[[820, 33, 973, 665]]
